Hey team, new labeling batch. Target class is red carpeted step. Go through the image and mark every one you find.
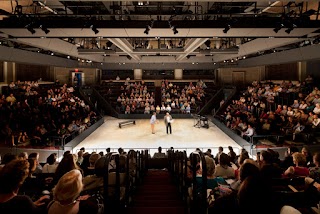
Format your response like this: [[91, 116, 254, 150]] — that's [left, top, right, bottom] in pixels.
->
[[127, 170, 185, 214], [134, 200, 184, 207], [127, 206, 185, 214], [134, 195, 181, 201]]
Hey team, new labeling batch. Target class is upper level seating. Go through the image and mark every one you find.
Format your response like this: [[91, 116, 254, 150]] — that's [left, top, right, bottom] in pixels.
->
[[0, 81, 99, 147]]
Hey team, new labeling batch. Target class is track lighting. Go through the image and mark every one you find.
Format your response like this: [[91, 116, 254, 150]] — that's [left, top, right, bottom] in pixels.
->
[[39, 25, 50, 34], [223, 24, 231, 34], [90, 25, 99, 34]]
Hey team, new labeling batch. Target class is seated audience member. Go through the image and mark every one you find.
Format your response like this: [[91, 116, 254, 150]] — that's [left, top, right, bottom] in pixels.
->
[[83, 153, 101, 176], [195, 156, 224, 193], [284, 152, 309, 177], [53, 153, 82, 185], [48, 169, 91, 214], [18, 152, 28, 160], [214, 146, 224, 163], [301, 146, 313, 166], [0, 159, 49, 213], [241, 124, 254, 142], [230, 161, 260, 191], [42, 153, 58, 174], [28, 152, 42, 174], [309, 152, 320, 183], [259, 150, 282, 180], [153, 147, 166, 158], [281, 146, 299, 169], [214, 153, 235, 178], [228, 146, 237, 164]]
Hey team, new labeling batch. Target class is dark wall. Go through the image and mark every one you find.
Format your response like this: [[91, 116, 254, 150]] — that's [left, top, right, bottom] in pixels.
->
[[16, 63, 50, 81], [265, 62, 298, 80], [0, 61, 3, 82], [307, 60, 320, 79]]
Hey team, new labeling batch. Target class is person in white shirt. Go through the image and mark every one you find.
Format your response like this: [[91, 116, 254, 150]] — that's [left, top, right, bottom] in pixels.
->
[[242, 124, 254, 142], [312, 115, 320, 128], [150, 112, 157, 134], [313, 103, 320, 115], [164, 112, 173, 134], [165, 104, 171, 112]]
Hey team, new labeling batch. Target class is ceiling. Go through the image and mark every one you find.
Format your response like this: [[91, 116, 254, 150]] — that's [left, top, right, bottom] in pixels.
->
[[0, 0, 319, 70]]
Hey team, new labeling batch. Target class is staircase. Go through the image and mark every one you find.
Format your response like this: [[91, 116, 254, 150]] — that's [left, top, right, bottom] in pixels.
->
[[127, 169, 185, 214], [155, 87, 162, 107]]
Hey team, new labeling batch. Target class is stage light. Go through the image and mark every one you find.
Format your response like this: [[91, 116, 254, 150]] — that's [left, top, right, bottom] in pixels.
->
[[171, 26, 178, 34], [144, 25, 151, 35], [205, 40, 211, 49], [223, 24, 231, 34], [39, 25, 50, 34], [285, 24, 296, 34], [27, 25, 36, 34], [273, 23, 284, 33], [90, 25, 99, 34]]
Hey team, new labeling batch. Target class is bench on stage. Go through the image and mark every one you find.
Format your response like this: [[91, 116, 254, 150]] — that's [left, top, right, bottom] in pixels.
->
[[119, 120, 136, 128]]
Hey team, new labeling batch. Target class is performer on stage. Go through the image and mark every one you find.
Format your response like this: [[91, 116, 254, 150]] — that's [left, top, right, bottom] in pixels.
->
[[150, 111, 157, 134], [164, 112, 173, 134]]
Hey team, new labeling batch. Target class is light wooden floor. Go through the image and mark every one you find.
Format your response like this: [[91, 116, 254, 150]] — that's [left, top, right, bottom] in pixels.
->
[[74, 116, 242, 156]]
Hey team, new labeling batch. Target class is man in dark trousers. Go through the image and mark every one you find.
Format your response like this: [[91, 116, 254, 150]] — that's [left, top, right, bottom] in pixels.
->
[[164, 112, 173, 134]]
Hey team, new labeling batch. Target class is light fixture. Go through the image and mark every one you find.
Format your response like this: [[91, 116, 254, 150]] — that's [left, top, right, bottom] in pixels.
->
[[144, 25, 151, 35], [27, 25, 36, 34], [90, 25, 99, 34], [223, 24, 231, 34], [205, 40, 211, 49], [168, 20, 178, 35], [106, 41, 113, 49], [285, 24, 297, 34], [144, 19, 154, 35], [39, 25, 50, 34], [171, 26, 178, 34], [273, 23, 284, 33], [51, 52, 54, 56], [67, 55, 70, 59]]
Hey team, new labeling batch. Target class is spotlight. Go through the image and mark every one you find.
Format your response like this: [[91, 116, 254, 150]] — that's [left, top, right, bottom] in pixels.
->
[[285, 24, 297, 34], [205, 40, 211, 49], [273, 23, 284, 33], [171, 26, 178, 34], [144, 25, 151, 35], [27, 25, 36, 34], [223, 24, 231, 34], [39, 25, 50, 34], [90, 25, 99, 34], [106, 41, 113, 49]]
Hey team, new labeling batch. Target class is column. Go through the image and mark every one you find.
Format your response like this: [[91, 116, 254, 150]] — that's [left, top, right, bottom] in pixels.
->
[[174, 68, 183, 80], [134, 69, 143, 80], [298, 61, 307, 81]]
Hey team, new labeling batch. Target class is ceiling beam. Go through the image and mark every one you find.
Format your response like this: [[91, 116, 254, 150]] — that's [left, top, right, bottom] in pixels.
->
[[176, 38, 209, 61], [13, 38, 104, 62], [107, 38, 141, 61]]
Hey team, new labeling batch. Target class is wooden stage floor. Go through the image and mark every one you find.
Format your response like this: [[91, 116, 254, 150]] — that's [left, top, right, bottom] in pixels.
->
[[74, 116, 242, 156]]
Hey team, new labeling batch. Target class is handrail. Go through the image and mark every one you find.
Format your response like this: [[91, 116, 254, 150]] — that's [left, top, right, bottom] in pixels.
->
[[212, 86, 237, 116], [198, 88, 224, 116], [91, 86, 119, 117]]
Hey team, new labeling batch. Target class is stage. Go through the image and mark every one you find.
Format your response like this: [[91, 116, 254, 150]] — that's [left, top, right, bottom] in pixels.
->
[[74, 116, 242, 156]]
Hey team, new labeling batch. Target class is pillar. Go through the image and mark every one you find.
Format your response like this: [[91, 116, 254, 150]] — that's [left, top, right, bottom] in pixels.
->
[[134, 69, 143, 80], [298, 61, 307, 81], [174, 68, 183, 80]]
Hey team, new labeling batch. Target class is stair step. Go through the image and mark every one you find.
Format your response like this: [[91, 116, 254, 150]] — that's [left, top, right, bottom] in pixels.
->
[[127, 206, 185, 214], [134, 195, 181, 201]]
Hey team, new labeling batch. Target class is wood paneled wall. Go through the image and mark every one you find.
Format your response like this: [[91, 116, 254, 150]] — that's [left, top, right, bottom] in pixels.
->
[[266, 62, 298, 80], [16, 63, 50, 81]]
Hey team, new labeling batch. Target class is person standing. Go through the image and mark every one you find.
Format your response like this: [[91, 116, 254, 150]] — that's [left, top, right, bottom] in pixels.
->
[[164, 112, 173, 134], [150, 112, 157, 134]]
